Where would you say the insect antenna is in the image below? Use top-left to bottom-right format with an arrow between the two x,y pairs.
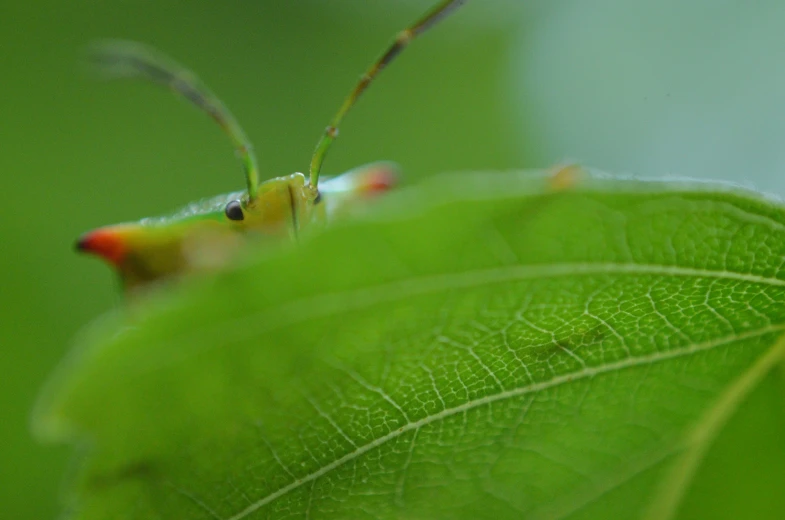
90,41 -> 261,200
308,0 -> 467,191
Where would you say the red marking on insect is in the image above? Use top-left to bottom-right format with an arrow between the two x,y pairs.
360,167 -> 398,196
76,228 -> 127,265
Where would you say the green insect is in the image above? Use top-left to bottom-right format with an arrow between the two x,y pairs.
76,0 -> 466,293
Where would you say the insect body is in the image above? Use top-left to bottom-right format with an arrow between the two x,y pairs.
76,0 -> 466,292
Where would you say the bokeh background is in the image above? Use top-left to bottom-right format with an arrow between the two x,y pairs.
3,0 -> 785,518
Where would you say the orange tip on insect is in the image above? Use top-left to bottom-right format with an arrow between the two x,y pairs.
75,227 -> 130,266
77,0 -> 466,294
359,165 -> 398,196
547,163 -> 584,192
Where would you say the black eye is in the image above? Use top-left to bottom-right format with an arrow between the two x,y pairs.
225,200 -> 244,221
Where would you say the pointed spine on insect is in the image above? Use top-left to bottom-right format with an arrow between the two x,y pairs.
76,0 -> 467,292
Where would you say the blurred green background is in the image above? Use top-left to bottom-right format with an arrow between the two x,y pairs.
2,0 -> 785,518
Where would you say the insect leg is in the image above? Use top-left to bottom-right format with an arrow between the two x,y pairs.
308,0 -> 467,190
90,41 -> 261,200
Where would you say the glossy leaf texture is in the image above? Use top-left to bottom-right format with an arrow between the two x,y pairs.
36,171 -> 785,519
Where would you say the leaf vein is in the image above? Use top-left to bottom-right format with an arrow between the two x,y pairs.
225,324 -> 785,520
642,330 -> 785,520
127,263 -> 785,379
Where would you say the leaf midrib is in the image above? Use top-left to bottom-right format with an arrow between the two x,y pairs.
523,333 -> 785,520
642,331 -> 785,520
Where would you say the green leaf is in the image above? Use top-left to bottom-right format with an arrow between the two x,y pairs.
35,171 -> 785,519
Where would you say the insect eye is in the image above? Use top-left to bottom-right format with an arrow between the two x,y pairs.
224,200 -> 245,221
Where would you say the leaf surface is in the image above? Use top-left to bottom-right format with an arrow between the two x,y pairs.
36,171 -> 785,519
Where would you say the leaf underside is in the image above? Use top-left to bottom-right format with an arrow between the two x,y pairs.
36,171 -> 785,519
